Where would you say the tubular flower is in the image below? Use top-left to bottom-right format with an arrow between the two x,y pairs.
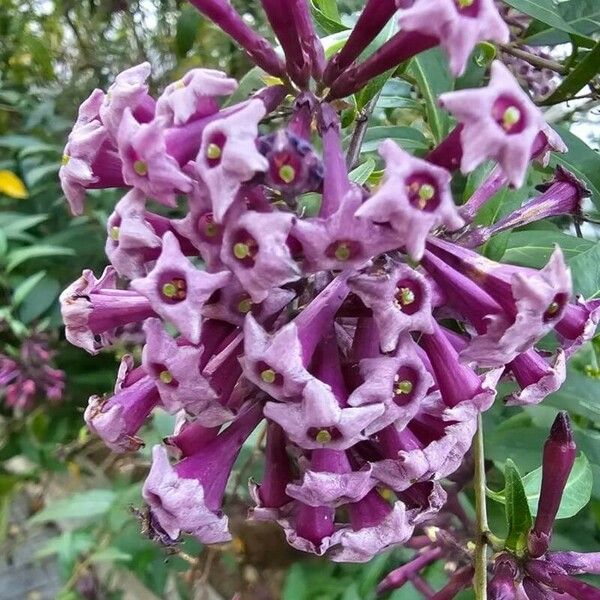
59,21 -> 582,566
439,61 -> 548,187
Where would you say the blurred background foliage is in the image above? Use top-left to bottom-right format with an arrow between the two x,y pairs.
0,0 -> 600,599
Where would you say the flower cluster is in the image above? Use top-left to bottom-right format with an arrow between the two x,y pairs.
379,413 -> 600,599
0,336 -> 65,412
59,0 -> 595,563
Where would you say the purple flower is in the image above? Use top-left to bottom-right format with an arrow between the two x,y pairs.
528,411 -> 577,558
555,296 -> 600,357
131,232 -> 231,344
505,349 -> 566,406
548,552 -> 600,576
142,318 -> 229,421
60,267 -> 155,354
398,0 -> 509,76
220,209 -> 300,302
285,449 -> 375,508
348,259 -> 434,352
105,189 -> 162,279
291,188 -> 401,272
85,355 -> 160,452
488,553 -> 519,600
142,403 -> 261,543
99,62 -> 155,138
194,100 -> 268,222
59,115 -> 123,215
348,335 -> 434,435
156,68 -> 237,126
355,141 -> 464,260
118,109 -> 192,207
264,377 -> 385,450
439,61 -> 548,187
377,547 -> 443,594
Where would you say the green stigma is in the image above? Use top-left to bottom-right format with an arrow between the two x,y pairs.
61,154 -> 70,166
237,297 -> 253,314
233,242 -> 250,260
334,242 -> 351,262
260,368 -> 277,384
457,0 -> 474,7
133,160 -> 148,176
394,380 -> 413,395
109,226 -> 120,241
206,143 -> 222,161
502,106 -> 521,130
159,370 -> 174,385
204,222 -> 219,238
418,184 -> 435,202
315,430 -> 332,444
398,287 -> 415,306
279,164 -> 296,184
162,282 -> 177,298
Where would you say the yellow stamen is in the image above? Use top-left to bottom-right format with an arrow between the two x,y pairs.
133,160 -> 148,176
260,369 -> 276,384
315,429 -> 332,444
233,242 -> 250,260
159,370 -> 173,384
334,242 -> 351,261
206,143 -> 222,161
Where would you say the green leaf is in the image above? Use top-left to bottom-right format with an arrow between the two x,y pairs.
503,459 -> 533,555
545,365 -> 600,421
409,48 -> 453,144
550,126 -> 600,209
89,547 -> 133,563
0,212 -> 48,234
541,42 -> 600,105
18,275 -> 60,324
310,0 -> 348,35
29,489 -> 117,524
488,454 -> 592,520
175,5 -> 202,57
503,0 -> 576,33
314,0 -> 340,21
524,0 -> 600,45
349,159 -> 376,184
24,162 -> 59,187
12,270 -> 47,307
502,230 -> 594,268
6,245 -> 75,271
522,454 -> 592,519
357,126 -> 430,154
568,242 -> 600,298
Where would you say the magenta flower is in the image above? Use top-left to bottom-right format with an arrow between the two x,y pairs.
355,140 -> 464,260
439,61 -> 548,187
156,68 -> 237,126
194,100 -> 268,222
118,109 -> 193,207
131,232 -> 231,344
398,0 -> 509,76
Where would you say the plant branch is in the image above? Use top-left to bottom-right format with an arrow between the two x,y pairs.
498,43 -> 568,75
346,92 -> 381,170
473,413 -> 488,600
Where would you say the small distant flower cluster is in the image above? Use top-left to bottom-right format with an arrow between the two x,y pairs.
59,0 -> 596,562
0,336 -> 65,411
379,413 -> 600,599
495,0 -> 558,100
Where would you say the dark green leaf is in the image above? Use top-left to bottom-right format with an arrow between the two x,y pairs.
175,5 -> 202,57
17,275 -> 60,323
550,126 -> 600,209
504,459 -> 533,554
524,0 -> 600,45
568,242 -> 600,298
503,0 -> 576,33
541,42 -> 600,105
357,126 -> 430,154
6,245 -> 75,271
12,270 -> 47,307
502,230 -> 594,268
409,48 -> 453,143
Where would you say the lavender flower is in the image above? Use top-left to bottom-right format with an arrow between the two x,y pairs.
58,29 -> 580,565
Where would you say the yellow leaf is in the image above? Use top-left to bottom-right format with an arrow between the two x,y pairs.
0,170 -> 28,199
261,74 -> 284,87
